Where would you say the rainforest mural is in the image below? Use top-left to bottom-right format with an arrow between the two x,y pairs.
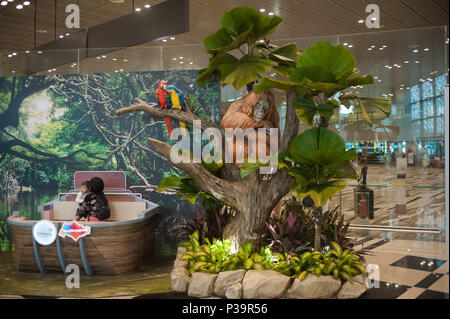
0,70 -> 220,253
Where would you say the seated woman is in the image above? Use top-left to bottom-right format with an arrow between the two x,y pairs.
74,177 -> 111,221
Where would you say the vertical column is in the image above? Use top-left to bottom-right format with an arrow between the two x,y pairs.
445,86 -> 449,244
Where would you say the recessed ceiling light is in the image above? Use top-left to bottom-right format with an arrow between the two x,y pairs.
172,58 -> 177,61
374,76 -> 378,79
358,19 -> 364,23
96,56 -> 101,59
404,61 -> 409,63
189,62 -> 193,65
52,68 -> 56,71
348,44 -> 353,48
120,69 -> 123,72
25,50 -> 30,53
268,12 -> 274,16
162,39 -> 167,42
102,55 -> 106,58
343,42 -> 348,46
135,7 -> 141,12
424,48 -> 429,51
170,37 -> 175,40
144,4 -> 151,8
180,61 -> 184,64
16,4 -> 23,9
368,48 -> 372,51
65,33 -> 70,36
179,57 -> 183,59
1,1 -> 8,6
8,54 -> 12,58
24,1 -> 30,5
415,61 -> 420,63
382,45 -> 387,48
59,35 -> 64,38
123,59 -> 128,62
12,52 -> 17,56
11,70 -> 15,74
379,47 -> 384,50
115,70 -> 118,73
113,58 -> 117,61
259,8 -> 266,12
413,49 -> 418,53
37,51 -> 42,54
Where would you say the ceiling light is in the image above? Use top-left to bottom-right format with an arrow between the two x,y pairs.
268,12 -> 274,16
404,61 -> 409,64
1,1 -> 8,6
120,69 -> 123,72
172,58 -> 177,61
16,4 -> 23,9
415,61 -> 420,63
382,45 -> 387,48
259,8 -> 266,12
59,35 -> 64,38
12,52 -> 17,56
52,68 -> 56,71
424,48 -> 429,51
374,76 -> 378,79
413,49 -> 418,53
144,4 -> 151,8
102,55 -> 106,58
162,39 -> 167,42
135,7 -> 141,12
368,48 -> 372,51
24,1 -> 30,5
65,33 -> 70,36
25,50 -> 30,53
379,47 -> 384,50
170,37 -> 175,40
11,70 -> 15,74
348,44 -> 353,48
7,54 -> 12,58
358,19 -> 364,23
37,51 -> 42,54
114,70 -> 118,73
189,62 -> 193,65
343,43 -> 348,46
180,61 -> 184,64
113,58 -> 117,61
179,57 -> 183,59
96,56 -> 101,59
123,59 -> 128,61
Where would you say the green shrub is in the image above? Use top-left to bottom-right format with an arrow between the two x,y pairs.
180,231 -> 366,281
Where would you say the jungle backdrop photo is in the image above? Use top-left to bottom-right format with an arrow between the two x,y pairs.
0,70 -> 220,254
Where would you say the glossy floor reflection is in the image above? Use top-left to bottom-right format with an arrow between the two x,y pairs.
329,165 -> 445,235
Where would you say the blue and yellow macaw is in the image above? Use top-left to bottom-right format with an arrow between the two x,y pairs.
165,85 -> 187,136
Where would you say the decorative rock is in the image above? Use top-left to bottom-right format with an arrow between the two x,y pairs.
173,246 -> 188,268
337,275 -> 368,299
171,267 -> 190,293
225,283 -> 243,299
176,246 -> 187,259
242,270 -> 291,299
214,269 -> 247,296
188,272 -> 219,298
285,275 -> 341,299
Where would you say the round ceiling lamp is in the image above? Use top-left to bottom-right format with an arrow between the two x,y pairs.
109,0 -> 125,3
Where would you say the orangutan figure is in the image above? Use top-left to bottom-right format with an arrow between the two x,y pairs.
221,91 -> 280,163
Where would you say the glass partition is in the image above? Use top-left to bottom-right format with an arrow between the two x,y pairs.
1,27 -> 448,243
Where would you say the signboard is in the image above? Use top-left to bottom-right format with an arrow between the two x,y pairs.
59,221 -> 91,242
32,220 -> 58,246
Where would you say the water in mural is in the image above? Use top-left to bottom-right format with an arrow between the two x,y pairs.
0,70 -> 220,255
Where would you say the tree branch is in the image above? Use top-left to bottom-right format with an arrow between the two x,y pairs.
116,98 -> 220,131
147,137 -> 241,209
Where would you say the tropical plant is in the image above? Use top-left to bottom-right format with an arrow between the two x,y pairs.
254,40 -> 391,127
196,6 -> 300,90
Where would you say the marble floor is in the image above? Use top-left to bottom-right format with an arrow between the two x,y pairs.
1,238 -> 447,299
329,165 -> 446,233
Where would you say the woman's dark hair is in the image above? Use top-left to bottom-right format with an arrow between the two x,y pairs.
89,177 -> 104,194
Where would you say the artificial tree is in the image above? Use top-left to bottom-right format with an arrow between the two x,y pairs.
116,7 -> 390,251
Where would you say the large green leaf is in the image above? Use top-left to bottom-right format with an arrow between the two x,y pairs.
290,66 -> 335,84
298,78 -> 345,93
206,25 -> 254,54
289,127 -> 352,166
293,96 -> 318,127
297,41 -> 356,81
204,28 -> 233,52
270,43 -> 299,62
254,77 -> 303,94
158,175 -> 184,192
294,180 -> 347,208
219,56 -> 276,89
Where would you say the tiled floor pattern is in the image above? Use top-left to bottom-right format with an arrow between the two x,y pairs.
1,239 -> 447,299
329,165 -> 446,233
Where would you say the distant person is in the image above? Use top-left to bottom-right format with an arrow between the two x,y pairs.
74,177 -> 110,221
75,181 -> 90,205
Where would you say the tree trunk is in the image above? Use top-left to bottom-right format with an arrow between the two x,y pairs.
313,206 -> 322,251
116,90 -> 299,251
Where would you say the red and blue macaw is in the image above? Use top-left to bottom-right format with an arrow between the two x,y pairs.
156,80 -> 174,139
